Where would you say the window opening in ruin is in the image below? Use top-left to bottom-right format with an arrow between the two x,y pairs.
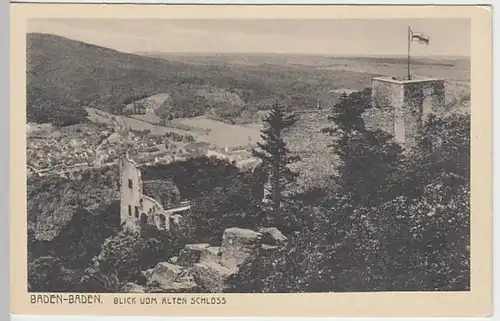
128,178 -> 133,189
159,214 -> 166,229
135,206 -> 139,218
128,205 -> 132,216
140,213 -> 148,224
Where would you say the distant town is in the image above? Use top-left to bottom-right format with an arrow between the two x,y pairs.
27,110 -> 260,179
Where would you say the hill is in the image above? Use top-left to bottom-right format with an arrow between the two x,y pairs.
27,33 -> 191,125
26,33 -> 368,126
27,33 -> 470,127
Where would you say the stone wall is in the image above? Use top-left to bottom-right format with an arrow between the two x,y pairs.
362,108 -> 394,134
366,77 -> 445,147
141,196 -> 169,230
120,157 -> 143,229
403,79 -> 445,147
132,227 -> 287,293
119,156 -> 190,232
368,79 -> 401,136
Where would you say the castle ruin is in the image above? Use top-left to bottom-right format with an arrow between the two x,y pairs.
120,156 -> 191,231
364,76 -> 446,147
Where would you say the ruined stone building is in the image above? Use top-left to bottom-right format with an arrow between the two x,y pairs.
120,156 -> 191,231
364,76 -> 446,148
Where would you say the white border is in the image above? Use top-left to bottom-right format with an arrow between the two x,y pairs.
7,1 -> 497,321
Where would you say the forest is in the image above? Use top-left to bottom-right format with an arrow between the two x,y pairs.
27,88 -> 470,293
27,33 -> 380,127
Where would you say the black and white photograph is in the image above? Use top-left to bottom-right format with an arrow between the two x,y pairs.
26,17 -> 472,294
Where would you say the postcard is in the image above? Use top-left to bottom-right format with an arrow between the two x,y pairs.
10,4 -> 492,317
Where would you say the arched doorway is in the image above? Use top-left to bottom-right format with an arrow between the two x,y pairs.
140,213 -> 148,224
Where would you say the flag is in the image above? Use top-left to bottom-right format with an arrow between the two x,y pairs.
411,30 -> 430,45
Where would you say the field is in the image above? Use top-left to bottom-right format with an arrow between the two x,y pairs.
172,116 -> 262,148
85,107 -> 262,149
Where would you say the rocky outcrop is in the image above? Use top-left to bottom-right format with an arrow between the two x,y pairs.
192,261 -> 235,293
200,246 -> 221,263
141,226 -> 286,293
142,262 -> 198,292
220,228 -> 263,270
177,243 -> 210,267
124,282 -> 145,293
259,227 -> 288,247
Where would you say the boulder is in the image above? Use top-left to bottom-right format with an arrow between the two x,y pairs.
200,246 -> 220,263
124,282 -> 145,293
142,268 -> 154,281
178,243 -> 210,267
259,227 -> 288,247
261,243 -> 280,253
143,262 -> 199,292
192,261 -> 235,293
168,256 -> 179,264
219,228 -> 262,270
146,262 -> 182,287
146,282 -> 199,293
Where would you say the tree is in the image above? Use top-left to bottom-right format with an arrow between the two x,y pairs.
401,113 -> 470,201
28,256 -> 85,292
335,129 -> 403,207
252,101 -> 300,227
322,88 -> 371,137
323,88 -> 403,208
345,174 -> 470,292
28,256 -> 64,292
91,229 -> 149,287
225,206 -> 338,293
187,170 -> 265,244
27,86 -> 88,127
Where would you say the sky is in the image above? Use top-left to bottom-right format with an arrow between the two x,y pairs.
27,18 -> 470,57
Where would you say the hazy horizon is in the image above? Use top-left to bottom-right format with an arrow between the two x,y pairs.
28,32 -> 471,59
27,18 -> 470,57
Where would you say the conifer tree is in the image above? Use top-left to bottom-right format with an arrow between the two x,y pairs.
252,101 -> 300,226
322,88 -> 402,208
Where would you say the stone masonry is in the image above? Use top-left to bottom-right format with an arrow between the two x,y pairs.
364,76 -> 445,148
120,156 -> 191,232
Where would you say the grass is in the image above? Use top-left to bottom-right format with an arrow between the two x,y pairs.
86,107 -> 262,149
173,116 -> 262,148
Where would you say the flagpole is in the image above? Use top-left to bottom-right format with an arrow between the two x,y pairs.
407,26 -> 411,80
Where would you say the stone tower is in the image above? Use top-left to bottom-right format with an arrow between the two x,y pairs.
120,156 -> 144,230
366,76 -> 445,147
119,155 -> 192,232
